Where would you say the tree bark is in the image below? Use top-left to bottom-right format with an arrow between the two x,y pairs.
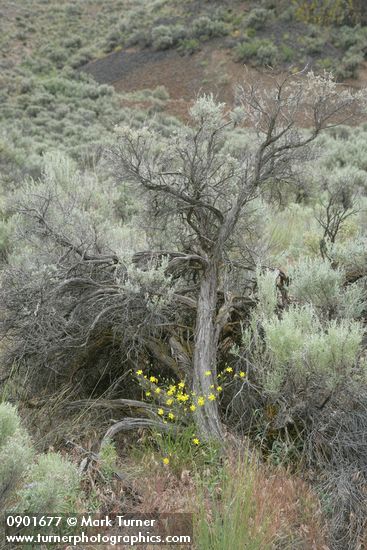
192,258 -> 224,440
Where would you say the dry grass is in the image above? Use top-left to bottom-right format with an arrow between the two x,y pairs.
116,449 -> 328,549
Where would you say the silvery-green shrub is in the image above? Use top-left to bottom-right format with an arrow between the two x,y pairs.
19,453 -> 80,514
0,403 -> 34,508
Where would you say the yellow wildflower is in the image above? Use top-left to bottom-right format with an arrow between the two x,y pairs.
146,391 -> 151,397
150,376 -> 158,383
190,404 -> 196,412
225,367 -> 233,373
163,457 -> 170,465
158,408 -> 164,416
168,412 -> 175,420
136,369 -> 143,375
177,393 -> 189,402
239,371 -> 246,378
208,394 -> 216,401
178,381 -> 185,389
166,398 -> 174,406
155,388 -> 161,394
192,438 -> 200,445
205,370 -> 211,376
197,396 -> 205,406
217,386 -> 223,392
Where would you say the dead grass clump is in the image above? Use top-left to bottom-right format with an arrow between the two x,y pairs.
121,448 -> 327,549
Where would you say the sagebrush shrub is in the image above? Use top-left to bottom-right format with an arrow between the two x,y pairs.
151,25 -> 174,50
331,237 -> 367,273
255,268 -> 278,318
192,16 -> 227,39
289,257 -> 344,315
0,433 -> 33,509
235,39 -> 278,66
261,306 -> 364,392
0,402 -> 20,447
19,453 -> 80,513
245,7 -> 270,30
0,403 -> 33,508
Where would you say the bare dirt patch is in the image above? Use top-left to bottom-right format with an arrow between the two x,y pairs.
82,41 -> 367,123
81,43 -> 280,118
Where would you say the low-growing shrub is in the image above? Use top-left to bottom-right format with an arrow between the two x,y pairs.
289,257 -> 344,315
99,440 -> 119,481
151,25 -> 175,50
192,16 -> 227,39
336,50 -> 364,79
19,453 -> 81,513
302,35 -> 326,55
0,433 -> 34,509
0,402 -> 21,446
178,38 -> 200,55
0,403 -> 33,508
280,44 -> 294,62
244,7 -> 271,30
331,237 -> 367,274
235,39 -> 278,66
257,42 -> 279,66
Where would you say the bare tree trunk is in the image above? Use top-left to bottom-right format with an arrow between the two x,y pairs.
193,258 -> 224,440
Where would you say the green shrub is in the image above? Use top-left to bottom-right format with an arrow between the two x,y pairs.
337,280 -> 366,320
257,42 -> 279,66
70,49 -> 93,69
105,29 -> 123,51
0,403 -> 85,513
192,16 -> 227,39
99,440 -> 118,480
289,257 -> 344,315
263,305 -> 317,370
19,453 -> 80,513
235,39 -> 278,66
0,402 -> 20,447
261,305 -> 364,392
178,38 -> 200,55
255,268 -> 278,318
0,218 -> 10,261
332,25 -> 365,50
331,237 -> 367,273
245,8 -> 271,30
125,30 -> 151,49
0,433 -> 34,509
64,36 -> 83,50
151,85 -> 170,101
293,0 -> 358,25
336,50 -> 364,79
151,25 -> 175,50
280,44 -> 294,62
0,404 -> 34,508
302,35 -> 326,55
279,6 -> 297,22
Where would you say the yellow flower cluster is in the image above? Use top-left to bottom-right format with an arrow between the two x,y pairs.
134,365 -> 247,432
134,366 -> 248,466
